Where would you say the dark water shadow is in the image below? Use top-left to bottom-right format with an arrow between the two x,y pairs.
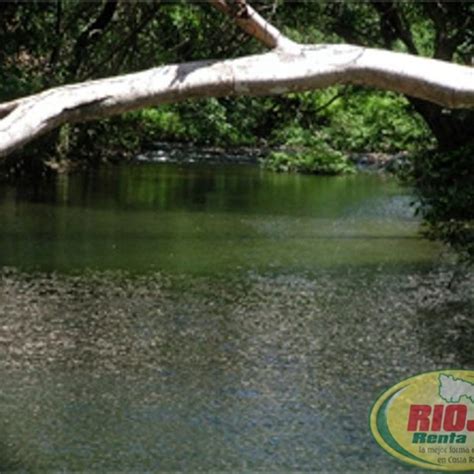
415,299 -> 474,365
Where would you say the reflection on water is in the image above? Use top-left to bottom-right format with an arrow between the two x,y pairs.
0,163 -> 438,273
0,163 -> 471,471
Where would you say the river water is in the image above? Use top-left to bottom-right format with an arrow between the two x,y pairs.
0,163 -> 472,471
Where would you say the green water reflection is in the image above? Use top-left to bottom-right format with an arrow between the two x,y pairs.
0,163 -> 439,273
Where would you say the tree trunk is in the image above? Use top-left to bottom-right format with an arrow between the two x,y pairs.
409,98 -> 474,150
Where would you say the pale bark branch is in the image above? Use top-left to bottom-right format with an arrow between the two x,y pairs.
0,44 -> 473,158
209,0 -> 299,52
0,99 -> 22,119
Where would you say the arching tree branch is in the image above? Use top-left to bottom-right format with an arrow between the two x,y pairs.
0,2 -> 473,158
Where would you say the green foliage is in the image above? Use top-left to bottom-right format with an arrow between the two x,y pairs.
267,87 -> 432,153
172,99 -> 250,146
264,142 -> 354,176
323,89 -> 433,152
130,86 -> 432,156
264,149 -> 354,175
148,90 -> 331,149
128,97 -> 276,147
260,117 -> 354,175
137,107 -> 187,142
406,144 -> 474,265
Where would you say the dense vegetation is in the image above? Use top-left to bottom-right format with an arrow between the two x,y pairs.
407,144 -> 474,266
0,0 -> 472,262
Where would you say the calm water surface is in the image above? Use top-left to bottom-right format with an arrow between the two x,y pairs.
0,163 -> 472,472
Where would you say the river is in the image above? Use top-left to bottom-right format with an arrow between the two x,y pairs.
0,162 -> 472,471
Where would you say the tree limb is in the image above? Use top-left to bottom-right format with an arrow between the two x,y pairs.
0,1 -> 473,159
313,89 -> 347,115
209,0 -> 299,52
84,6 -> 159,80
69,0 -> 119,77
0,45 -> 473,157
49,0 -> 63,67
370,1 -> 418,55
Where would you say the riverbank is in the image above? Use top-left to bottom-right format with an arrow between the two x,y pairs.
134,142 -> 410,173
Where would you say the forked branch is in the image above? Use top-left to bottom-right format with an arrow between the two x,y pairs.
0,1 -> 473,158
